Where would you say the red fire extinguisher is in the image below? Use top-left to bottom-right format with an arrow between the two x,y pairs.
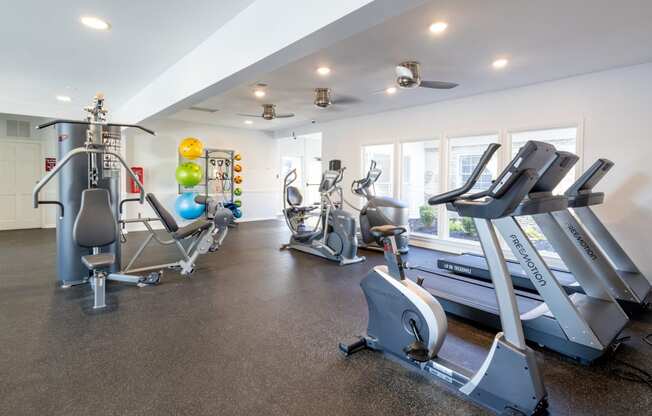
128,167 -> 144,193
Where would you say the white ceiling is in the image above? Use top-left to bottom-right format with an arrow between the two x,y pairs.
0,0 -> 255,118
168,0 -> 652,131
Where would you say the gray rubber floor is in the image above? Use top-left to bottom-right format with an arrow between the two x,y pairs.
1,220 -> 651,415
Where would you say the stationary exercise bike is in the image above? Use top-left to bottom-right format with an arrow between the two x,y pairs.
340,143 -> 551,415
282,160 -> 365,265
350,160 -> 409,253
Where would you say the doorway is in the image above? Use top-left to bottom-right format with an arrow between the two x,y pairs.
279,133 -> 322,207
0,140 -> 42,230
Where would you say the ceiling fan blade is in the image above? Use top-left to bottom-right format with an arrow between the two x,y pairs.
371,87 -> 400,95
419,80 -> 459,89
332,96 -> 361,105
395,65 -> 413,79
275,113 -> 295,118
237,113 -> 261,117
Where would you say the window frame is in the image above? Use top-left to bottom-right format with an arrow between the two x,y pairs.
360,141 -> 397,201
398,137 -> 442,238
358,121 -> 583,267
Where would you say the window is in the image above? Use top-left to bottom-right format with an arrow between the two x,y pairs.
460,155 -> 493,190
510,127 -> 578,256
362,144 -> 393,197
511,127 -> 578,193
447,134 -> 499,241
401,140 -> 440,236
281,156 -> 303,188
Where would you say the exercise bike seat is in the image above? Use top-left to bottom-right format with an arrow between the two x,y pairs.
370,225 -> 407,239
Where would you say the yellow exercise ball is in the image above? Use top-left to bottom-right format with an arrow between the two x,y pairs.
234,153 -> 242,161
179,137 -> 204,160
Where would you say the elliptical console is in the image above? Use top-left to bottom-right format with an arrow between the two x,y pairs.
352,160 -> 410,253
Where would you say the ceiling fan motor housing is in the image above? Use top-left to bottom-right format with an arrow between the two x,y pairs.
397,61 -> 421,88
314,88 -> 332,108
262,104 -> 276,120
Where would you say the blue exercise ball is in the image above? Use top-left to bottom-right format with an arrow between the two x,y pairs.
232,208 -> 242,219
175,192 -> 205,219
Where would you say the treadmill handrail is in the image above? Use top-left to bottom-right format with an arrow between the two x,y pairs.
428,143 -> 501,206
564,158 -> 613,197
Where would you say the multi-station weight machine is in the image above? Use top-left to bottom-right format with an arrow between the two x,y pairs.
33,94 -> 160,308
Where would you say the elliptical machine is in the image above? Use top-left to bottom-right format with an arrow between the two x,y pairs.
282,160 -> 365,265
351,160 -> 410,253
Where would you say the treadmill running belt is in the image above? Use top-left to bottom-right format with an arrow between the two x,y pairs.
437,253 -> 583,294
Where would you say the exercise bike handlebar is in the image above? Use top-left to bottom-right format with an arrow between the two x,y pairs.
428,143 -> 501,206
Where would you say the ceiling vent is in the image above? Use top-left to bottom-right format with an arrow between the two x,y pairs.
6,120 -> 31,138
189,106 -> 219,113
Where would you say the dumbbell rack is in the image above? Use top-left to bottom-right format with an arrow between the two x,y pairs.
178,148 -> 238,220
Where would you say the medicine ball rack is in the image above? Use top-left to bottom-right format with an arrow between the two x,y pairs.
178,148 -> 238,220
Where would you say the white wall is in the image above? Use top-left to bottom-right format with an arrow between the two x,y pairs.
124,119 -> 279,230
274,62 -> 652,276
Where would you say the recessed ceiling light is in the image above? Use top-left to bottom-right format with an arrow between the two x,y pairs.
56,95 -> 71,102
244,120 -> 253,125
429,21 -> 448,34
385,86 -> 397,95
316,66 -> 331,76
254,89 -> 266,98
81,16 -> 111,31
492,58 -> 509,69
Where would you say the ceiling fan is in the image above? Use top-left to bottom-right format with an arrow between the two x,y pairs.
314,88 -> 360,109
393,61 -> 458,90
238,104 -> 294,120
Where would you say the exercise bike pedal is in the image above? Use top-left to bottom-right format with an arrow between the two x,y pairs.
404,340 -> 431,363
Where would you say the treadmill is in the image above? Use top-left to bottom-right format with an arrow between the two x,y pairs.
419,141 -> 628,364
437,157 -> 650,311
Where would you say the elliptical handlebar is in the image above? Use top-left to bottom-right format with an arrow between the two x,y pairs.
351,160 -> 382,196
428,143 -> 501,206
284,168 -> 298,188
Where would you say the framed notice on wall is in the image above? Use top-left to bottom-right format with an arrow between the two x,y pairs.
45,157 -> 56,172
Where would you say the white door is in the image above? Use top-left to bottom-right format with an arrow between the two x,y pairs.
0,141 -> 42,230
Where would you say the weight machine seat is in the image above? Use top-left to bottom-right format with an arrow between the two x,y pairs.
370,225 -> 407,239
173,220 -> 213,239
81,253 -> 116,270
146,193 -> 212,240
286,186 -> 304,207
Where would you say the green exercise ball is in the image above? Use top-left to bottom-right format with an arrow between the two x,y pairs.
176,162 -> 202,187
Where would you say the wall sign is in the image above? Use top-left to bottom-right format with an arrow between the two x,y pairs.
45,157 -> 56,172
